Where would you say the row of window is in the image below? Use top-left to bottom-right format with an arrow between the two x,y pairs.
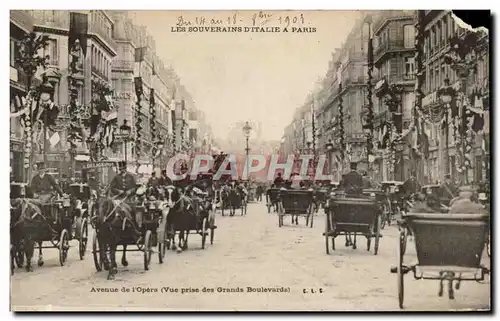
377,56 -> 415,81
424,12 -> 461,59
91,11 -> 112,39
376,24 -> 415,51
91,45 -> 112,79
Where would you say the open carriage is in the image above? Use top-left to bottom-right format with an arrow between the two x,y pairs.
324,191 -> 382,255
379,181 -> 405,228
166,192 -> 216,251
220,184 -> 247,217
391,213 -> 490,309
10,181 -> 75,271
278,189 -> 314,227
92,184 -> 163,275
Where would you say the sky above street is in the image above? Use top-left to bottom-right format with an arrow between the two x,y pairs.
131,10 -> 361,141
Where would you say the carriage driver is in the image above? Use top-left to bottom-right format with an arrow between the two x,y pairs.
31,162 -> 67,234
341,162 -> 363,195
109,161 -> 142,234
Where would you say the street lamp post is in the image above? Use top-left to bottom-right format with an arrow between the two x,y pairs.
325,139 -> 334,176
438,77 -> 456,180
337,64 -> 345,176
243,121 -> 252,180
364,18 -> 375,177
443,32 -> 482,185
120,119 -> 132,165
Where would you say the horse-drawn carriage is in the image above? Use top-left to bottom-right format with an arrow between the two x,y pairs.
92,184 -> 164,279
391,212 -> 490,309
10,182 -> 76,273
323,190 -> 382,255
219,183 -> 247,216
378,181 -> 405,228
165,185 -> 216,252
278,188 -> 314,227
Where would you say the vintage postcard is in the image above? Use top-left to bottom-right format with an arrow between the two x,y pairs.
9,9 -> 490,311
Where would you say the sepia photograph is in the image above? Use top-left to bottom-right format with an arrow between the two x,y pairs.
8,8 -> 491,312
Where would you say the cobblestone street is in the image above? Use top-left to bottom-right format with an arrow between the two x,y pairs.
10,202 -> 490,311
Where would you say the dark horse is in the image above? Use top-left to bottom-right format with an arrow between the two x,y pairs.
166,184 -> 206,253
227,184 -> 246,216
95,190 -> 142,280
11,196 -> 71,273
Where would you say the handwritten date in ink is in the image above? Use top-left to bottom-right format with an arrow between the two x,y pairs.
303,288 -> 324,294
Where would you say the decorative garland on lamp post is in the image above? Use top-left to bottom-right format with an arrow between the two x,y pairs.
16,32 -> 51,182
413,10 -> 427,181
67,39 -> 88,175
443,31 -> 482,184
337,66 -> 346,171
134,77 -> 144,172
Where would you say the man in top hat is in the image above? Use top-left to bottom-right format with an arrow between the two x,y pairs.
31,162 -> 64,201
31,162 -> 67,236
147,171 -> 160,188
341,162 -> 363,195
110,161 -> 137,198
273,172 -> 284,188
109,161 -> 143,237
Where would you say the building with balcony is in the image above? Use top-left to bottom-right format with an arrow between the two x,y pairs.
420,10 -> 489,183
110,11 -> 192,171
371,10 -> 416,182
312,14 -> 374,180
26,10 -> 74,174
10,10 -> 34,182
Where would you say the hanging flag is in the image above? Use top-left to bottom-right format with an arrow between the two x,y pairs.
135,47 -> 147,62
49,131 -> 60,147
69,12 -> 88,56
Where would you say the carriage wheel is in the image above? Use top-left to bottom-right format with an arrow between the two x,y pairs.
201,218 -> 208,249
401,227 -> 408,256
374,214 -> 381,255
380,205 -> 388,229
143,230 -> 153,271
92,230 -> 102,271
78,218 -> 88,260
158,220 -> 167,264
15,242 -> 24,268
209,215 -> 215,245
397,230 -> 405,309
325,214 -> 330,255
59,229 -> 69,266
